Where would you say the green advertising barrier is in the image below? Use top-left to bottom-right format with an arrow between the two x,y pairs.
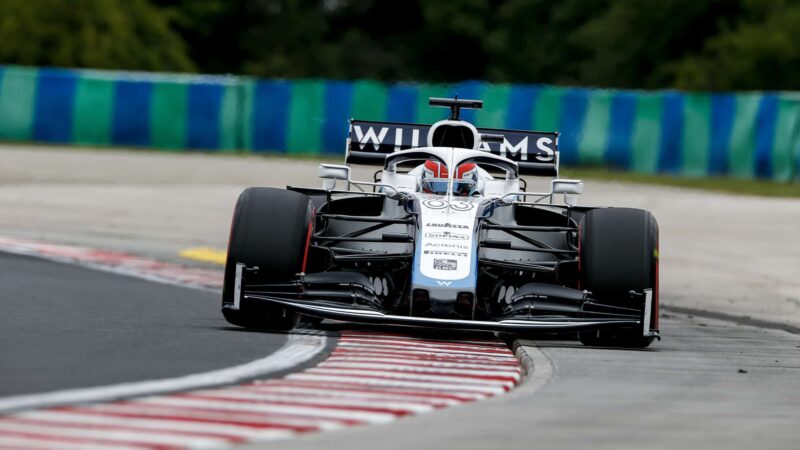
0,65 -> 797,181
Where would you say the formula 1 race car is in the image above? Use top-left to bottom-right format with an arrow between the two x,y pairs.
222,98 -> 660,348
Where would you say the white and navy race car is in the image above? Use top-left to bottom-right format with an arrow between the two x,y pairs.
222,98 -> 660,348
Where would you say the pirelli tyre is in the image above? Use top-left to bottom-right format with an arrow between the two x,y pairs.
578,207 -> 659,349
221,187 -> 313,330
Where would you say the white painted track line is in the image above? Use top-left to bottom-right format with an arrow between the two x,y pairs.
0,331 -> 326,414
0,331 -> 522,449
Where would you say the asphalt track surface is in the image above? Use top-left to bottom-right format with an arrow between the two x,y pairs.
2,249 -> 798,449
0,252 -> 291,397
1,145 -> 799,448
272,316 -> 800,450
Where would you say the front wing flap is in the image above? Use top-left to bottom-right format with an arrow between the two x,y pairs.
240,294 -> 642,334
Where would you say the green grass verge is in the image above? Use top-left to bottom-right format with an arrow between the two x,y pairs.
560,167 -> 800,198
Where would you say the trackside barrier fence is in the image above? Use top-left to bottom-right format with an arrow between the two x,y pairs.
0,65 -> 798,181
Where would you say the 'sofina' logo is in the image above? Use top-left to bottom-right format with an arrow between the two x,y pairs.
424,231 -> 469,240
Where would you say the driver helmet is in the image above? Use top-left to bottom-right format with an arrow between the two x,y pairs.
420,160 -> 479,196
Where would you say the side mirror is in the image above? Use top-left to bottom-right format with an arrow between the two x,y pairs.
552,179 -> 584,195
318,164 -> 350,191
552,179 -> 583,207
318,164 -> 350,181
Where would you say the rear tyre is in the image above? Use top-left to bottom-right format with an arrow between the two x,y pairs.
578,208 -> 658,349
221,187 -> 313,330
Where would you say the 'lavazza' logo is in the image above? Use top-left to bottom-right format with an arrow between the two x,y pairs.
426,222 -> 469,229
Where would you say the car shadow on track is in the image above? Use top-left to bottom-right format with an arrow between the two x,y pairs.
215,322 -> 503,343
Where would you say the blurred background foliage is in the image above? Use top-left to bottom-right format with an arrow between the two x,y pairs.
0,0 -> 195,72
1,0 -> 798,90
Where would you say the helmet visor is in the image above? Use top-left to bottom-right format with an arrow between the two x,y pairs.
423,178 -> 449,195
452,179 -> 477,196
423,178 -> 477,196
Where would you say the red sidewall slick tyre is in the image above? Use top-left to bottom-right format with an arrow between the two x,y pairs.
579,207 -> 659,348
222,187 -> 313,330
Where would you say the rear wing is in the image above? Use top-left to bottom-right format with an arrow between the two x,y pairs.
346,120 -> 560,177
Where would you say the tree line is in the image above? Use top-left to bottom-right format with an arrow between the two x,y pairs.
0,0 -> 798,91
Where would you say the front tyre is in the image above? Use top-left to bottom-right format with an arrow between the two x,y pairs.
578,208 -> 659,349
221,187 -> 313,330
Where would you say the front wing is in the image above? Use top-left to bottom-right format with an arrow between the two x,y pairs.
234,294 -> 644,334
225,265 -> 657,336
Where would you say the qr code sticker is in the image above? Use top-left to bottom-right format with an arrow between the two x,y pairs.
433,258 -> 457,271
